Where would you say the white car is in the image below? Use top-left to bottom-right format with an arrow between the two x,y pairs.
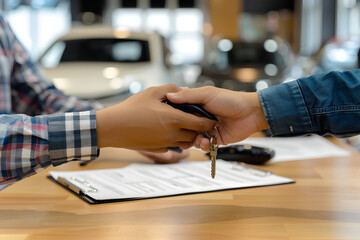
38,25 -> 173,106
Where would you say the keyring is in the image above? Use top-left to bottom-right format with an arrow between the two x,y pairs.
203,125 -> 218,139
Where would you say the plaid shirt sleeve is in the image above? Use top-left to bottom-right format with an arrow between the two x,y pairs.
0,13 -> 102,186
0,110 -> 98,185
0,11 -> 103,115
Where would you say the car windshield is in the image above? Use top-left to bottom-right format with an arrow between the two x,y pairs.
40,38 -> 150,68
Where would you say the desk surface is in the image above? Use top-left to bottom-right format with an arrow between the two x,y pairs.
1,137 -> 360,240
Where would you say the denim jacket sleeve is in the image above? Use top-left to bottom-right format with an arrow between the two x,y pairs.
258,70 -> 360,137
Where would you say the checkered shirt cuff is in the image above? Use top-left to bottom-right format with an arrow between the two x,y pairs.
48,111 -> 98,166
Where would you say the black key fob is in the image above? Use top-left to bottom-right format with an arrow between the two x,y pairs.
164,101 -> 218,121
165,100 -> 217,153
206,144 -> 275,165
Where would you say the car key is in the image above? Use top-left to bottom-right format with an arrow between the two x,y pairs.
210,136 -> 218,179
165,100 -> 219,178
165,100 -> 217,154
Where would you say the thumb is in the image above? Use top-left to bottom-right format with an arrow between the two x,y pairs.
166,87 -> 212,104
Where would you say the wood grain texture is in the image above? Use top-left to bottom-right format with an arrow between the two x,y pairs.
1,137 -> 360,240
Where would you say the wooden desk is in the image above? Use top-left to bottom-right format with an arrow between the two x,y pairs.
1,138 -> 360,240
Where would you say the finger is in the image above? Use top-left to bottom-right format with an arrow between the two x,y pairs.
152,154 -> 181,164
206,125 -> 224,145
164,149 -> 190,163
179,86 -> 189,91
137,141 -> 192,151
176,113 -> 216,132
154,84 -> 182,99
179,142 -> 193,150
193,134 -> 204,148
140,150 -> 189,164
145,147 -> 169,153
138,151 -> 169,162
200,138 -> 210,151
207,126 -> 217,137
176,129 -> 197,142
166,87 -> 213,104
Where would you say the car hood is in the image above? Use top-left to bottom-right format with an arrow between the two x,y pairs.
43,62 -> 167,99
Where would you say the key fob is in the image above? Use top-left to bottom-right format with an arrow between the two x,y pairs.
206,144 -> 275,165
164,101 -> 218,121
165,100 -> 217,153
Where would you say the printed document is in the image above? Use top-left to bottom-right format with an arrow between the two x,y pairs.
238,135 -> 350,162
49,160 -> 293,201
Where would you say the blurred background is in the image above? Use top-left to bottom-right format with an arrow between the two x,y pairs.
0,0 -> 359,107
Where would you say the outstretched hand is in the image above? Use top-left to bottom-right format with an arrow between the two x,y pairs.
96,84 -> 216,152
166,86 -> 269,150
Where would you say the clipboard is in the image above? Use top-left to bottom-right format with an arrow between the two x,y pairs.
48,160 -> 295,204
48,175 -> 118,204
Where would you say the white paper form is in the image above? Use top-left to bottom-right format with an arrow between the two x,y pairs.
237,135 -> 351,162
49,160 -> 294,201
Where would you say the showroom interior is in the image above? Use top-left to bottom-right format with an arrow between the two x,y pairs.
1,0 -> 359,105
3,1 -> 360,239
1,0 -> 359,101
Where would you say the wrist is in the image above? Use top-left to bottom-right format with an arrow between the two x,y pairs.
253,92 -> 269,131
96,108 -> 109,148
96,106 -> 126,148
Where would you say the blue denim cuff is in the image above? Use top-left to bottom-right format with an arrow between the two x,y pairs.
258,80 -> 314,136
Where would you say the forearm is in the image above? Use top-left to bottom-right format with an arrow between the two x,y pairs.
258,70 -> 360,137
11,54 -> 104,115
4,13 -> 103,115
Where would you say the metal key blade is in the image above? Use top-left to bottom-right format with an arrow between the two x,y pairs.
211,155 -> 216,178
210,137 -> 218,179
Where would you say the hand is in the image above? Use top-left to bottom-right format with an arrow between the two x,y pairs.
166,86 -> 269,150
139,149 -> 190,164
96,84 -> 216,152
